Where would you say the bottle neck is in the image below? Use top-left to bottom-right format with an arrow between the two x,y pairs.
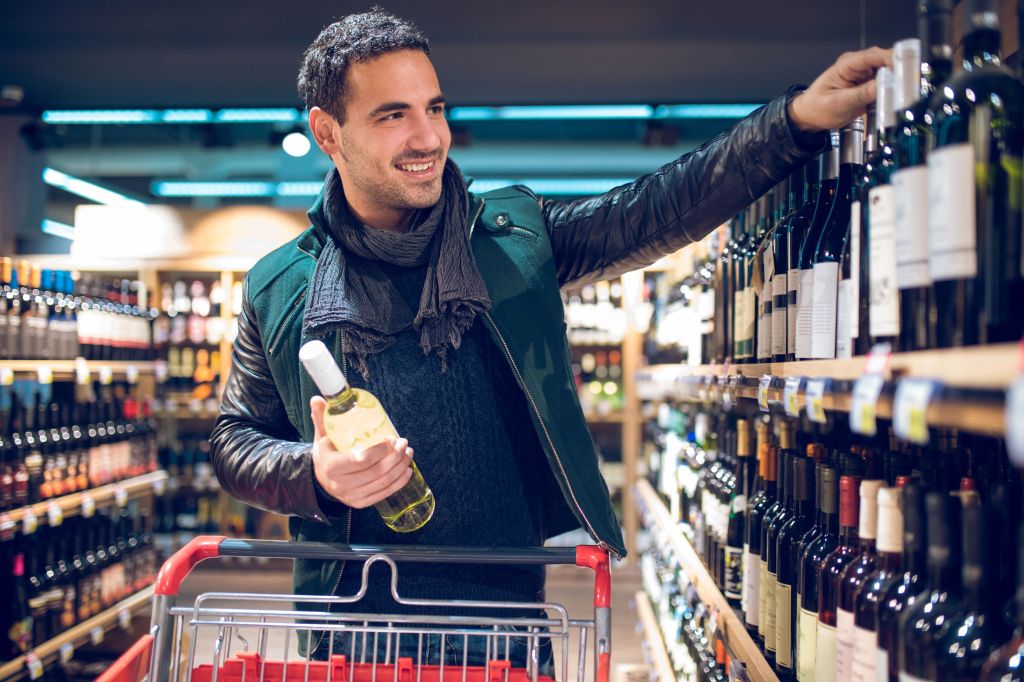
324,385 -> 356,411
840,524 -> 860,547
929,556 -> 962,594
825,510 -> 839,534
795,497 -> 814,517
878,550 -> 902,572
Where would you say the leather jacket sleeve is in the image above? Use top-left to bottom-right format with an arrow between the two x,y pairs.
544,90 -> 828,288
209,281 -> 338,525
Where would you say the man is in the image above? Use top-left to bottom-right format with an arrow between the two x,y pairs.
210,7 -> 888,665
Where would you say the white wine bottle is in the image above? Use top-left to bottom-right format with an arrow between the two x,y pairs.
299,340 -> 434,532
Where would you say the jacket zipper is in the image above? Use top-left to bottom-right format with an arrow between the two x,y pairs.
483,311 -> 617,557
468,199 -> 485,238
267,286 -> 308,356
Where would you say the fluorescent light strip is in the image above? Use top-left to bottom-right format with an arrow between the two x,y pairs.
151,178 -> 632,198
42,110 -> 158,124
43,167 -> 145,206
163,109 -> 214,123
151,181 -> 277,197
41,108 -> 301,125
41,219 -> 75,240
448,105 -> 655,121
215,108 -> 301,123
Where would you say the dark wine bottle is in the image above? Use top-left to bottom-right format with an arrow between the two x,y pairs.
743,419 -> 769,634
866,67 -> 900,348
725,419 -> 753,606
928,0 -> 1024,347
797,464 -> 839,682
731,210 -> 749,362
748,423 -> 777,639
775,452 -> 817,680
773,178 -> 795,361
787,161 -> 820,361
757,192 -> 775,362
765,424 -> 798,664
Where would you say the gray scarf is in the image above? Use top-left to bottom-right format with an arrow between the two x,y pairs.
302,161 -> 491,379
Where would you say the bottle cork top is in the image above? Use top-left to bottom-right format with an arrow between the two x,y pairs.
299,340 -> 348,397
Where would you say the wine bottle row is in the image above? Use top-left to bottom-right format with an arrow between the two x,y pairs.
647,400 -> 1024,681
153,278 -> 241,350
0,258 -> 158,362
0,507 -> 158,662
0,391 -> 160,511
665,0 -> 1024,366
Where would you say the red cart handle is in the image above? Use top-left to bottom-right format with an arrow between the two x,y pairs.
155,535 -> 223,596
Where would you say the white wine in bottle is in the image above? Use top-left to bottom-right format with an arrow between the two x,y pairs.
299,340 -> 434,532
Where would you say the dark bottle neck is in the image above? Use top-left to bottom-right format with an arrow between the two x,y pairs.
878,550 -> 902,573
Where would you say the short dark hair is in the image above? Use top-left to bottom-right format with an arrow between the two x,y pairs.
297,8 -> 430,123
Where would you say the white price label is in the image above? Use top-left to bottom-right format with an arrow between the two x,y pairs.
865,342 -> 893,376
805,378 -> 828,424
98,366 -> 113,385
784,377 -> 803,417
81,493 -> 96,518
75,357 -> 91,385
90,626 -> 105,645
26,653 -> 43,680
1007,377 -> 1024,467
114,485 -> 128,507
894,379 -> 936,444
23,510 -> 38,535
851,374 -> 886,436
36,367 -> 53,385
59,641 -> 74,664
758,375 -> 772,412
0,368 -> 13,386
47,502 -> 63,527
118,607 -> 132,630
126,365 -> 139,385
722,377 -> 735,410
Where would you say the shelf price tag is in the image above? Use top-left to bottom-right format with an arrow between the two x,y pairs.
47,502 -> 63,527
0,368 -> 14,386
114,485 -> 128,508
894,379 -> 937,445
784,377 -> 804,417
125,365 -> 139,385
75,358 -> 91,385
25,652 -> 43,680
90,626 -> 105,645
721,376 -> 734,410
36,367 -> 53,385
59,642 -> 74,664
0,514 -> 14,542
81,493 -> 96,518
118,607 -> 132,630
23,509 -> 38,535
98,366 -> 113,385
851,374 -> 886,436
805,378 -> 828,424
865,342 -> 893,376
758,375 -> 772,412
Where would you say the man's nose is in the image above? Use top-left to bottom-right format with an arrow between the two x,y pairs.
407,111 -> 442,152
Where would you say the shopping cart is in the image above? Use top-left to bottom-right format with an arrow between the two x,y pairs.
99,536 -> 612,682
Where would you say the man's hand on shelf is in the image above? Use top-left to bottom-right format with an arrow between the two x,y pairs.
788,46 -> 893,132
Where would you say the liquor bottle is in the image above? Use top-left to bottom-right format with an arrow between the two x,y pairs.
725,419 -> 752,606
898,492 -> 962,681
732,209 -> 751,362
815,468 -> 864,682
798,464 -> 839,681
761,439 -> 789,660
3,548 -> 32,659
796,139 -> 840,359
928,0 -> 1024,347
811,118 -> 864,360
845,106 -> 876,359
745,420 -> 775,637
851,486 -> 903,682
835,479 -> 883,681
758,190 -> 777,362
299,339 -> 434,532
931,503 -> 1011,680
765,425 -> 797,664
787,160 -> 820,361
776,453 -> 816,679
772,176 -> 795,361
979,525 -> 1024,680
745,199 -> 765,363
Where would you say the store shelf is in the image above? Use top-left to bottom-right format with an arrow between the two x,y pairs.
2,470 -> 168,532
634,591 -> 675,682
0,359 -> 156,379
635,478 -> 779,682
0,584 -> 154,681
636,344 -> 1015,438
584,411 -> 626,424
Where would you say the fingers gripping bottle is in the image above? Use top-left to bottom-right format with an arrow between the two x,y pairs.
299,340 -> 434,532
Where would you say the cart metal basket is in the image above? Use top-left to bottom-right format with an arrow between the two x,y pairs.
98,536 -> 612,682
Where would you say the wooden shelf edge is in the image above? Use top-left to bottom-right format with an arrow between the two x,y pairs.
3,470 -> 168,526
0,584 -> 154,681
633,590 -> 675,682
635,479 -> 779,682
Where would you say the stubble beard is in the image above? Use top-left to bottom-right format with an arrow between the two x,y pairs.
341,137 -> 444,212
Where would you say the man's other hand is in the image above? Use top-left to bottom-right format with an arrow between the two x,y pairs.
789,47 -> 894,132
310,395 -> 414,509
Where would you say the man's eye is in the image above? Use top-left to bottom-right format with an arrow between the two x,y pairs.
383,112 -> 403,121
430,105 -> 445,115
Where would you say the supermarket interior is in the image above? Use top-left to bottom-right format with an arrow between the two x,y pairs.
3,1 -> 1024,681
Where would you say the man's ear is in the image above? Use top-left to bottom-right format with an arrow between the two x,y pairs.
309,107 -> 342,156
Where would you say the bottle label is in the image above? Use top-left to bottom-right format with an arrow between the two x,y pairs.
868,185 -> 900,337
796,269 -> 815,358
815,622 -> 838,681
743,548 -> 760,625
875,647 -> 889,682
765,569 -> 778,652
724,546 -> 743,600
811,262 -> 839,359
776,581 -> 794,669
892,167 -> 932,288
788,267 -> 799,355
836,608 -> 856,681
797,607 -> 818,682
772,274 -> 788,356
928,143 -> 977,280
759,281 -> 772,360
836,277 -> 855,360
758,558 -> 769,636
734,289 -> 745,358
849,200 -> 861,335
852,626 -> 877,682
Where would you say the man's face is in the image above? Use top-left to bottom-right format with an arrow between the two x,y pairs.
336,50 -> 451,217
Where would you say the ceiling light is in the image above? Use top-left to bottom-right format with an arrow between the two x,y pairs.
41,219 -> 75,240
43,167 -> 145,206
282,131 -> 311,157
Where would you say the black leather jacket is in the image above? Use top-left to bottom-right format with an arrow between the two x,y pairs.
210,90 -> 827,525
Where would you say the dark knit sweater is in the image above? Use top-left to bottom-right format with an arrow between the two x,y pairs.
317,256 -> 549,617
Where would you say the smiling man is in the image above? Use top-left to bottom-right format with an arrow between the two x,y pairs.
210,7 -> 889,665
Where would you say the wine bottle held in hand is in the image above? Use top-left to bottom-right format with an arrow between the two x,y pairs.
299,339 -> 435,532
